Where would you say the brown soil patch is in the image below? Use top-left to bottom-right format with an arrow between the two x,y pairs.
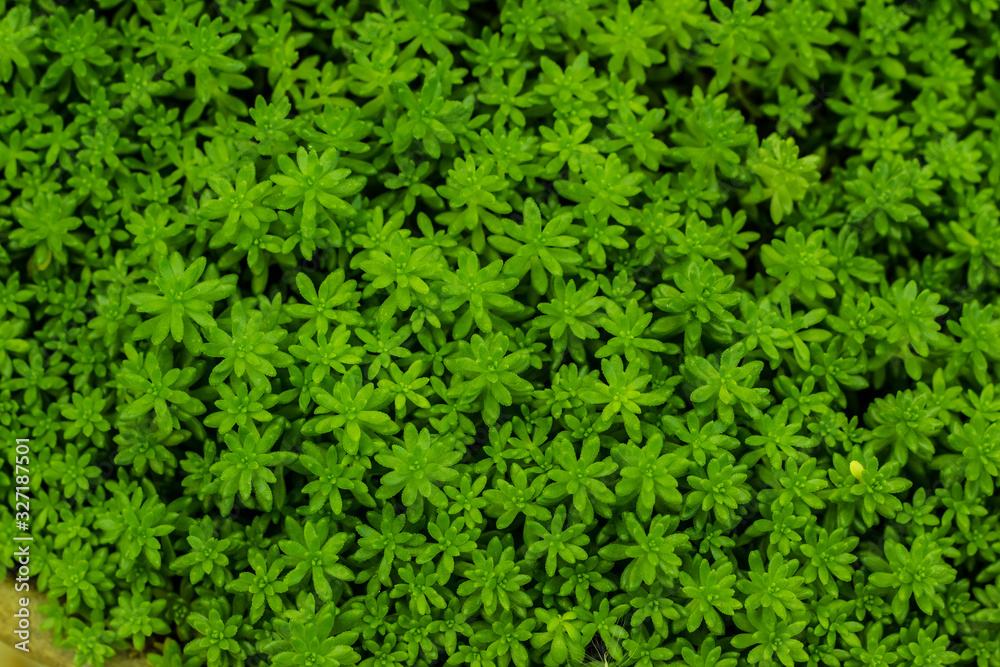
0,577 -> 148,667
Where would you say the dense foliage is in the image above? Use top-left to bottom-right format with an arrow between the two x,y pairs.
2,0 -> 1000,666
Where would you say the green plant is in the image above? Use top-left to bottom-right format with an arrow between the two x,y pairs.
4,2 -> 1000,667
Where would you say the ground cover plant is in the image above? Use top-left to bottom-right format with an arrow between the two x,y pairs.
2,0 -> 1000,666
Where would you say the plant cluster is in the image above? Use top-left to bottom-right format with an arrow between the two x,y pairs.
2,0 -> 1000,666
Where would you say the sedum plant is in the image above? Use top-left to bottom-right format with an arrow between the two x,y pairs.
1,1 -> 999,667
